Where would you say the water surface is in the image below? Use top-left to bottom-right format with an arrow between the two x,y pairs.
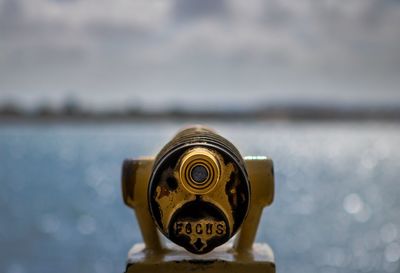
0,121 -> 399,273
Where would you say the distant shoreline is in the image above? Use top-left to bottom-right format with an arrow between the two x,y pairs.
1,106 -> 400,123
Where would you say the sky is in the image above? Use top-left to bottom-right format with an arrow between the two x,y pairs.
0,0 -> 400,110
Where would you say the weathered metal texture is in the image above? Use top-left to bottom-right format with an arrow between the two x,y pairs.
234,157 -> 274,253
122,158 -> 164,252
125,243 -> 275,273
148,142 -> 250,253
121,126 -> 275,271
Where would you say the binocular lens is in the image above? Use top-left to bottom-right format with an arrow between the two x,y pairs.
191,165 -> 209,183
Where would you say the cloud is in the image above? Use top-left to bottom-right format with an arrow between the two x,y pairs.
0,0 -> 399,108
173,0 -> 229,22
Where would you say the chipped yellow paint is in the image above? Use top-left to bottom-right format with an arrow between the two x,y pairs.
121,126 -> 275,272
154,147 -> 235,239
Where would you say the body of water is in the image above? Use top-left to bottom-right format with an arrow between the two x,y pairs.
0,121 -> 399,273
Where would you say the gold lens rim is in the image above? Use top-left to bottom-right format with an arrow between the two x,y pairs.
179,148 -> 221,194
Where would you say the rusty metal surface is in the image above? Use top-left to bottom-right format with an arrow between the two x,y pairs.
121,126 -> 275,271
148,144 -> 250,254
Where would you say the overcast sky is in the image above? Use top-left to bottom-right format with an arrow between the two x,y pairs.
0,0 -> 399,110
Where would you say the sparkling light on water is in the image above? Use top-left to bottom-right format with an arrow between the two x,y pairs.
1,122 -> 400,273
343,193 -> 363,214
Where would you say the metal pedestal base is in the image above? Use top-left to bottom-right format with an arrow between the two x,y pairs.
125,243 -> 275,273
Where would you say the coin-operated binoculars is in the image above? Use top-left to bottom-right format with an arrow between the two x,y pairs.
122,126 -> 275,273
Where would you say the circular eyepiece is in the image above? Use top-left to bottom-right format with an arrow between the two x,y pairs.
179,148 -> 220,194
191,164 -> 209,183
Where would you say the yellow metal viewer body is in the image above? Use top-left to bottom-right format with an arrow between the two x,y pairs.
122,126 -> 275,273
